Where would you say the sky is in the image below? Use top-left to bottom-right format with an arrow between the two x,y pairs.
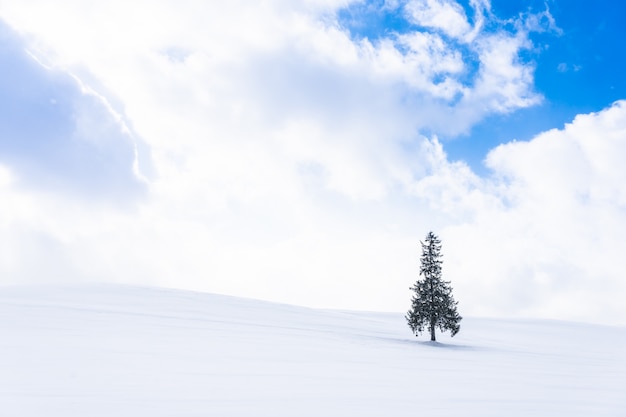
1,0 -> 626,325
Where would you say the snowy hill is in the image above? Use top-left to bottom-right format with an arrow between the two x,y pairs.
0,285 -> 624,416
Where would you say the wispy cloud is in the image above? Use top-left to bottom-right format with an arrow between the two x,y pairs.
338,0 -> 557,135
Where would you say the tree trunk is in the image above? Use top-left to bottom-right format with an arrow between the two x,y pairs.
430,320 -> 436,341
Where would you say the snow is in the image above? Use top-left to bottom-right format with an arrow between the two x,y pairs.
0,285 -> 624,416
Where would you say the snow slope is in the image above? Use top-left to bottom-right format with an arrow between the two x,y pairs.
0,285 -> 624,416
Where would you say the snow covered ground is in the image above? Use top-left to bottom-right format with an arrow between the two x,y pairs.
0,285 -> 624,416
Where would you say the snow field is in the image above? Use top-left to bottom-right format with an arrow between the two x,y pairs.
0,285 -> 624,416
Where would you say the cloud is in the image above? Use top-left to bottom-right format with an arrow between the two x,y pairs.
1,1 -> 623,325
337,0 -> 553,135
404,0 -> 471,40
557,62 -> 582,73
440,101 -> 626,323
0,21 -> 149,201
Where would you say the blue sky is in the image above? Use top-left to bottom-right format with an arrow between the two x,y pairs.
1,0 -> 626,325
340,0 -> 626,172
459,0 -> 626,171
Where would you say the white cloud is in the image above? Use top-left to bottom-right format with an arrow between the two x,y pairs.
467,31 -> 541,113
440,101 -> 626,324
557,62 -> 582,73
1,1 -> 623,325
404,0 -> 471,39
0,165 -> 13,188
0,20 -> 148,200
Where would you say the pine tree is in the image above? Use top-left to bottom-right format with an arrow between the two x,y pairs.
406,231 -> 462,341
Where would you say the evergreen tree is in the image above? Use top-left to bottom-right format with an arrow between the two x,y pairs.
406,231 -> 462,341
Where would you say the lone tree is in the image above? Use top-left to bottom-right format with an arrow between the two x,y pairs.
406,231 -> 462,341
